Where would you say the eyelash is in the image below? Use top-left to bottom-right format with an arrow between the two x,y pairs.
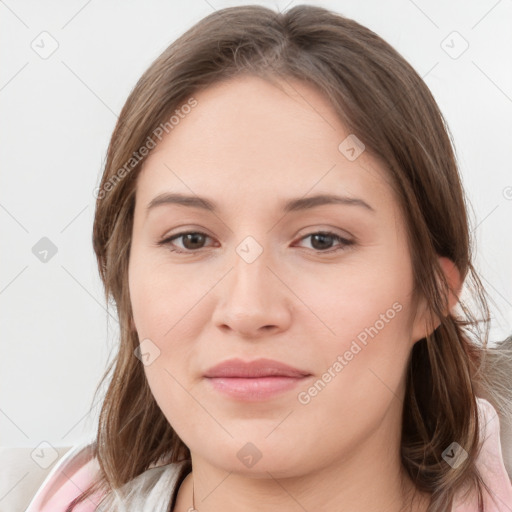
157,230 -> 355,255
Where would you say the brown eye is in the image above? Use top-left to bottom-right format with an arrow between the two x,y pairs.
309,233 -> 336,250
178,233 -> 208,250
159,231 -> 213,253
297,231 -> 354,253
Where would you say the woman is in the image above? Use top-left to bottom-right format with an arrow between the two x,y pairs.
26,4 -> 512,511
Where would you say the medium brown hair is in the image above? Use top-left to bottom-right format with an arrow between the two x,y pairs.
69,4 -> 511,511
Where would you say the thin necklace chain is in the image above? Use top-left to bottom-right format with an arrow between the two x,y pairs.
192,474 -> 196,511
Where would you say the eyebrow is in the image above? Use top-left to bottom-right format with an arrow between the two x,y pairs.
146,192 -> 375,215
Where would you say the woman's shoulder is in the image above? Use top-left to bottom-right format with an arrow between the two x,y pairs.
452,397 -> 512,511
99,457 -> 191,511
25,441 -> 191,512
23,441 -> 98,511
25,441 -> 104,512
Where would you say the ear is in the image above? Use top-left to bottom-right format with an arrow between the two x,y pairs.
410,256 -> 463,343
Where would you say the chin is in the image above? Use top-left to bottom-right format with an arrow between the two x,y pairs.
195,437 -> 311,478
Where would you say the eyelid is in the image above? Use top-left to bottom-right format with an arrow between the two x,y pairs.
157,227 -> 355,255
159,224 -> 353,242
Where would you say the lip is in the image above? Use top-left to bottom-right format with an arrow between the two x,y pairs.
204,358 -> 311,401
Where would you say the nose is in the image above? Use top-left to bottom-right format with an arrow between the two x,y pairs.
211,246 -> 293,339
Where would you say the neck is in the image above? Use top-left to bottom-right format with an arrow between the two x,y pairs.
173,439 -> 430,512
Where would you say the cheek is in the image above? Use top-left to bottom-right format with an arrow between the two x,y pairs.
128,250 -> 198,340
292,299 -> 413,454
299,255 -> 415,408
314,253 -> 414,348
128,249 -> 209,393
129,258 -> 203,441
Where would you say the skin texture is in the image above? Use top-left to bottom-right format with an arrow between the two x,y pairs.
128,75 -> 461,512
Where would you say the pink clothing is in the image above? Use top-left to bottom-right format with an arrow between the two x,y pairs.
452,398 -> 512,511
26,397 -> 512,511
25,443 -> 105,512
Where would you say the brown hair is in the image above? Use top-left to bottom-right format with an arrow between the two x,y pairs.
68,4 -> 511,511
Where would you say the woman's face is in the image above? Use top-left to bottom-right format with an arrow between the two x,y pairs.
128,74 -> 431,477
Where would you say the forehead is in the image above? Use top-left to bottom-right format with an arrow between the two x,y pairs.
136,75 -> 396,216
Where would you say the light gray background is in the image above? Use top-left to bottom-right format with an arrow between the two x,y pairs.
1,0 -> 511,449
